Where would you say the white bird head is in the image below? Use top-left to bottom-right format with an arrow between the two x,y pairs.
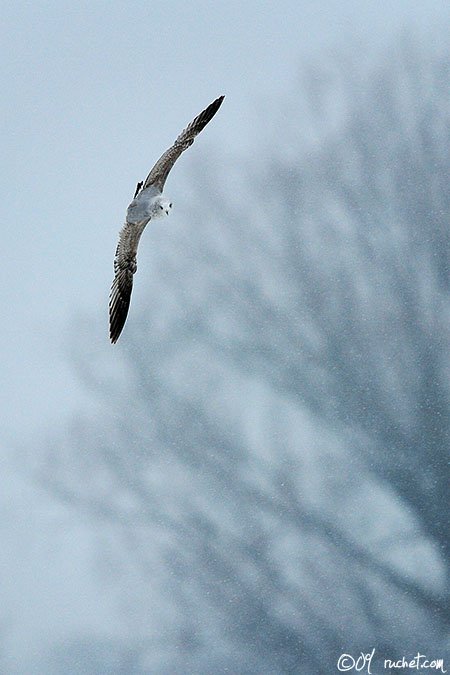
154,197 -> 173,217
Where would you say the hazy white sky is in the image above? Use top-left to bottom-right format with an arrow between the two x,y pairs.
1,0 -> 449,439
1,0 -> 450,665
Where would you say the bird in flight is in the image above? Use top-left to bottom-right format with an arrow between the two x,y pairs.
109,95 -> 225,343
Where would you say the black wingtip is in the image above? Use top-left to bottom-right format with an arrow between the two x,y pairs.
109,318 -> 123,344
109,309 -> 127,344
109,327 -> 120,344
212,95 -> 225,111
198,95 -> 225,128
109,320 -> 124,344
109,270 -> 134,344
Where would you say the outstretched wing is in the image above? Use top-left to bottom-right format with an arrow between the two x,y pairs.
142,95 -> 224,194
109,219 -> 148,343
110,95 -> 224,343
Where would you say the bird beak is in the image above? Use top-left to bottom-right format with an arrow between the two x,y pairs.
166,210 -> 170,215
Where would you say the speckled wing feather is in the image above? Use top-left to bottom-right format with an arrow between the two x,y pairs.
109,95 -> 225,343
142,95 -> 225,194
109,219 -> 148,343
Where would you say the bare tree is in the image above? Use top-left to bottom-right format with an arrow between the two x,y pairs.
42,37 -> 449,673
166,36 -> 450,609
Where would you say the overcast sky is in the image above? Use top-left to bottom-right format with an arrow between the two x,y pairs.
1,0 -> 450,445
1,0 -> 450,667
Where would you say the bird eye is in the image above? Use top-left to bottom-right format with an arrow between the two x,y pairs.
169,203 -> 172,208
160,205 -> 163,209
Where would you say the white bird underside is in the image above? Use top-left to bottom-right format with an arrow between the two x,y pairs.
109,95 -> 224,343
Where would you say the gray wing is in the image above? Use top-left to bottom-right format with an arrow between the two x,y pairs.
109,219 -> 148,343
142,95 -> 224,194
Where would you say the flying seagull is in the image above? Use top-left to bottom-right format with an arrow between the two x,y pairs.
109,95 -> 225,343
